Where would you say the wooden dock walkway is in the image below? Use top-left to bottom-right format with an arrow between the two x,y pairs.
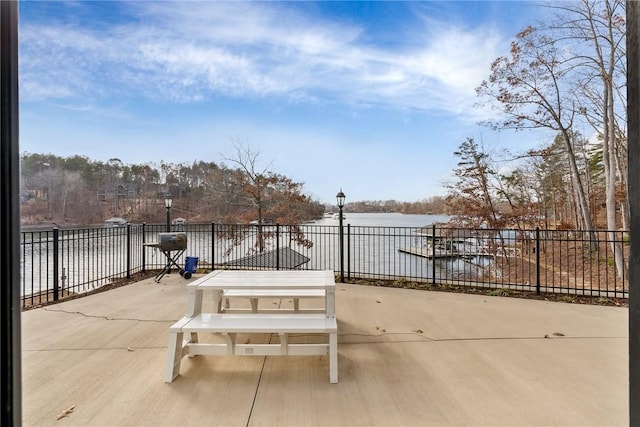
398,246 -> 517,259
398,246 -> 464,259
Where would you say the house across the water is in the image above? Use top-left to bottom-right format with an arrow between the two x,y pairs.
104,217 -> 128,228
172,218 -> 187,226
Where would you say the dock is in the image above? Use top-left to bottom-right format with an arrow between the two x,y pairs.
398,246 -> 461,259
398,246 -> 497,259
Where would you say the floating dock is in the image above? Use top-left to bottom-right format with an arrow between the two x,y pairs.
398,247 -> 461,259
399,246 -> 520,259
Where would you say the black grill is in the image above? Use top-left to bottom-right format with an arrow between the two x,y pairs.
154,232 -> 187,251
145,232 -> 188,282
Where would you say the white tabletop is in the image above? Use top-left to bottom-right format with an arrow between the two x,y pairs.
190,269 -> 335,290
186,270 -> 336,318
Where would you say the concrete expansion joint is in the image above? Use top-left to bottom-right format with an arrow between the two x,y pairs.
42,307 -> 174,323
337,331 -> 436,343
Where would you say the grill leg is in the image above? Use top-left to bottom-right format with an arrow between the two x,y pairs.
155,249 -> 186,283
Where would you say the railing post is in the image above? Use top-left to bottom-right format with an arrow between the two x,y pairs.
141,223 -> 146,273
276,223 -> 280,270
126,223 -> 131,279
535,227 -> 540,295
211,223 -> 215,271
339,218 -> 344,283
431,224 -> 436,284
53,227 -> 59,301
347,224 -> 351,280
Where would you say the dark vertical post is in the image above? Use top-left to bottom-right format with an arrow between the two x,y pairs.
335,189 -> 346,282
0,2 -> 21,423
126,223 -> 131,279
339,207 -> 344,283
627,2 -> 639,425
276,223 -> 280,270
431,224 -> 436,284
535,227 -> 540,295
141,222 -> 146,272
347,224 -> 351,280
53,228 -> 60,301
165,207 -> 171,232
211,223 -> 216,271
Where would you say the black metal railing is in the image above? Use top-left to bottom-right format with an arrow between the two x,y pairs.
19,222 -> 629,308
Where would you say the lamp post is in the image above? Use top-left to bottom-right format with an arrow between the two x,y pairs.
165,196 -> 172,232
336,189 -> 346,283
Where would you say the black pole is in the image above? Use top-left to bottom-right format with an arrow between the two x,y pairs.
627,2 -> 639,425
141,222 -> 146,272
165,207 -> 171,232
347,224 -> 351,280
535,227 -> 540,295
339,206 -> 344,283
431,224 -> 436,284
276,223 -> 280,270
53,228 -> 59,301
0,1 -> 21,424
126,223 -> 131,279
211,222 -> 216,271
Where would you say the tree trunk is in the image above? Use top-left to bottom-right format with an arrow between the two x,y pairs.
604,81 -> 627,278
561,128 -> 594,231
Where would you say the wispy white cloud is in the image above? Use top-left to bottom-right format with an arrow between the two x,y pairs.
20,1 -> 508,119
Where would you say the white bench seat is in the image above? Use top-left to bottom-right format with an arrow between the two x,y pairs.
165,313 -> 338,384
221,288 -> 326,313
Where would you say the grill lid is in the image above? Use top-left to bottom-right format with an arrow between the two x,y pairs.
156,232 -> 187,251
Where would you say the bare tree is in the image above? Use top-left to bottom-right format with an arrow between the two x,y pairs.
477,26 -> 596,233
543,0 -> 627,277
223,142 -> 274,227
28,168 -> 62,219
446,138 -> 503,228
59,171 -> 81,221
223,141 -> 314,253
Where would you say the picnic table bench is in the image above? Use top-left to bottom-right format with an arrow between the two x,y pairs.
221,288 -> 326,312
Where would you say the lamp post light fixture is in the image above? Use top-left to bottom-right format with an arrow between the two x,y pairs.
336,189 -> 346,283
165,196 -> 172,232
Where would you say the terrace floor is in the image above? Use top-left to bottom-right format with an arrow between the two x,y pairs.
22,273 -> 628,426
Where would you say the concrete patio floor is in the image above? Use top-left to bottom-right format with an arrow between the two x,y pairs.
22,273 -> 628,426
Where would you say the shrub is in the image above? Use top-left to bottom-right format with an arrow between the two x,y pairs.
487,288 -> 510,297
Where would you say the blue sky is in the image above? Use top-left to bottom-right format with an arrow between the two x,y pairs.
19,1 -> 549,205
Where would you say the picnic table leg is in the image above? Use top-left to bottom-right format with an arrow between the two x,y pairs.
329,332 -> 338,383
279,333 -> 288,355
326,289 -> 336,318
186,288 -> 203,317
187,332 -> 199,358
213,290 -> 223,313
223,333 -> 235,355
165,331 -> 184,383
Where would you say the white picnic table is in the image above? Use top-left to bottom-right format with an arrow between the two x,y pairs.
186,269 -> 336,316
166,269 -> 338,383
